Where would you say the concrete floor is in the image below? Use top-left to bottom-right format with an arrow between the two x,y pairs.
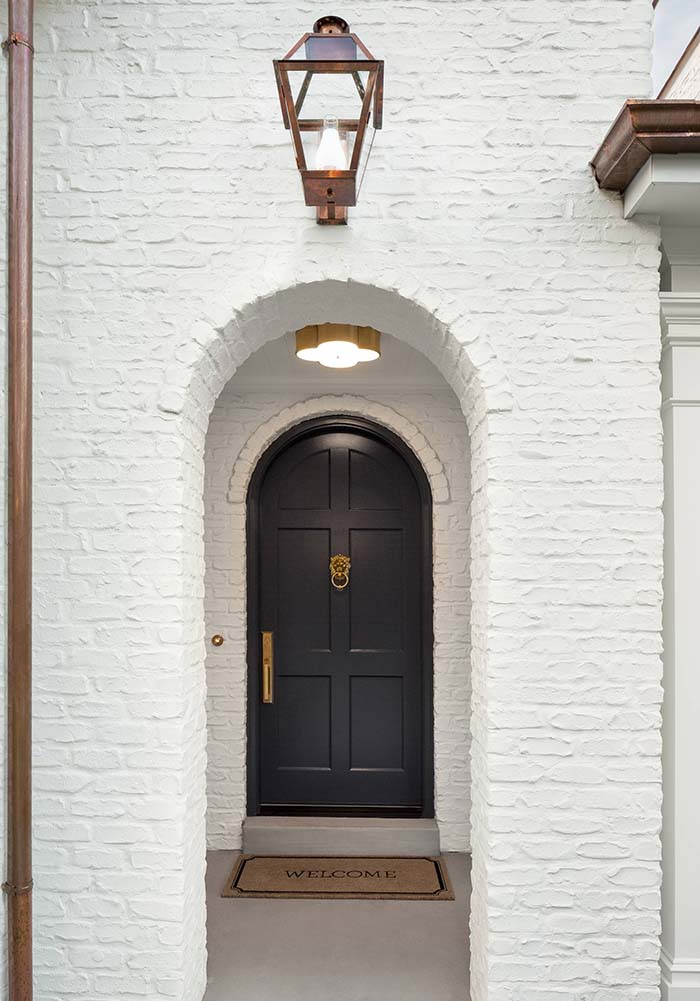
204,850 -> 471,1001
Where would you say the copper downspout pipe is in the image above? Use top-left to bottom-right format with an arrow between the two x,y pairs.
4,1 -> 34,999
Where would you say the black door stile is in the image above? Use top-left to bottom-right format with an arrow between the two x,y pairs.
246,417 -> 433,818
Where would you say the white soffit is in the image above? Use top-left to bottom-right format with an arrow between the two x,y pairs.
623,153 -> 700,223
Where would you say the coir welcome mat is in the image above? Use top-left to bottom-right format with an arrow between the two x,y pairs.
222,855 -> 454,900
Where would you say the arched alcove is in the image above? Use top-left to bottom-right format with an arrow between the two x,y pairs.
160,276 -> 511,1001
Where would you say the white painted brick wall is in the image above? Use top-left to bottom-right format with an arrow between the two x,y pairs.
0,0 -> 663,999
204,388 -> 472,852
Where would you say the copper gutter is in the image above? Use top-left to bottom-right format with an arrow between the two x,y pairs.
591,99 -> 700,192
3,1 -> 34,999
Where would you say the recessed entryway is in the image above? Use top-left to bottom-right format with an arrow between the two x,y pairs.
203,328 -> 474,997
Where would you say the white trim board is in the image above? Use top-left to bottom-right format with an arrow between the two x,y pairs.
624,154 -> 700,223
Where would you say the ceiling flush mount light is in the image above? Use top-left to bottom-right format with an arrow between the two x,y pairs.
273,16 -> 384,225
296,324 -> 381,368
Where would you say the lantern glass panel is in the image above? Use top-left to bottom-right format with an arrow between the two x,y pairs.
293,123 -> 351,173
286,69 -> 371,176
302,33 -> 358,61
289,70 -> 367,123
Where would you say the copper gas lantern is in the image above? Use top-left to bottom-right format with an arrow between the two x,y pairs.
273,16 -> 384,224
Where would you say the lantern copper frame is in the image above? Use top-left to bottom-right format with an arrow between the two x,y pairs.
273,16 -> 384,225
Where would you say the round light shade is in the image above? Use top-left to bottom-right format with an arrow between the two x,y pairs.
316,340 -> 360,368
295,324 -> 381,368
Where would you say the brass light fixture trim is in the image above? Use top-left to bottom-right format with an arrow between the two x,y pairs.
295,323 -> 381,368
211,634 -> 224,647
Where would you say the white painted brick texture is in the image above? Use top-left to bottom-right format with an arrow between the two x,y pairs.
204,388 -> 472,853
0,1 -> 662,999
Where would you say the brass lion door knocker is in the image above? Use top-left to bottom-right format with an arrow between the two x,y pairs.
330,554 -> 351,591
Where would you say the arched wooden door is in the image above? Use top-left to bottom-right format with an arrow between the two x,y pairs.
247,417 -> 433,817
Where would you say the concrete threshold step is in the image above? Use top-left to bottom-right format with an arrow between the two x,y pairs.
242,816 -> 440,856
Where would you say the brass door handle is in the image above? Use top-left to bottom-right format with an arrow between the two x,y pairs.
261,631 -> 274,704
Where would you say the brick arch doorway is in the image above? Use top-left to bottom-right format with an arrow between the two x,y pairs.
170,275 -> 503,1000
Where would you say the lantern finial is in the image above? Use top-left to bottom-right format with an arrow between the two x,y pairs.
313,15 -> 350,34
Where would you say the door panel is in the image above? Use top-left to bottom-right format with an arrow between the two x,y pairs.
276,675 -> 332,770
277,529 -> 331,651
349,676 -> 404,770
279,448 -> 331,510
348,448 -> 402,510
349,529 -> 403,651
253,425 -> 430,815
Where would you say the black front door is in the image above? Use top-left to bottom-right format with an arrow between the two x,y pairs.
249,420 -> 432,816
